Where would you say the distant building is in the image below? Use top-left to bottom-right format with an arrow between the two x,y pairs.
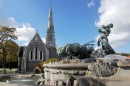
18,4 -> 57,73
126,56 -> 130,58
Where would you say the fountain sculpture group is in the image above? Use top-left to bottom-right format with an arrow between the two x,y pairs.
43,23 -> 130,86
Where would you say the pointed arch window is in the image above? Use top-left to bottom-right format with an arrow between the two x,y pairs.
34,46 -> 38,60
40,51 -> 43,60
30,51 -> 33,61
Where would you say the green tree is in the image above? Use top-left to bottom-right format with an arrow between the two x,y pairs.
117,52 -> 130,56
0,26 -> 18,74
6,40 -> 19,62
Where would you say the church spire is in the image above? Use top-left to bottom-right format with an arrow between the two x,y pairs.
46,3 -> 57,58
47,3 -> 54,32
46,3 -> 55,46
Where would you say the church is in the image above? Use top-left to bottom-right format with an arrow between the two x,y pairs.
18,4 -> 57,73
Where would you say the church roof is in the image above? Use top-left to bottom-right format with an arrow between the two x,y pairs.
27,32 -> 45,46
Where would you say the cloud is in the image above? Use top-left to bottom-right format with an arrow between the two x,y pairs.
16,25 -> 47,46
16,23 -> 36,42
0,13 -> 46,46
8,17 -> 19,27
0,14 -> 19,27
95,0 -> 130,48
87,0 -> 95,8
41,37 -> 46,43
0,13 -> 36,46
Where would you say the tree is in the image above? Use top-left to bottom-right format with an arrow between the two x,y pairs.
6,40 -> 19,68
0,26 -> 18,74
6,40 -> 19,61
116,52 -> 130,56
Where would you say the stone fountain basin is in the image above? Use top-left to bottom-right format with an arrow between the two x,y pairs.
44,61 -> 130,86
44,63 -> 89,84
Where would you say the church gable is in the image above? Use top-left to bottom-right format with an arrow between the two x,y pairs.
27,33 -> 45,49
26,32 -> 47,61
28,32 -> 44,45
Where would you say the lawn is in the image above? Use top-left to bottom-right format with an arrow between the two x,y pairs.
0,68 -> 17,74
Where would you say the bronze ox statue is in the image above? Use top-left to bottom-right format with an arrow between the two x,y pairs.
59,41 -> 94,59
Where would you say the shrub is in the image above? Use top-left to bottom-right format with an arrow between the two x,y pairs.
39,58 -> 59,73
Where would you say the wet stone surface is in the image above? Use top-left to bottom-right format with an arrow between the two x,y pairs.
0,74 -> 40,85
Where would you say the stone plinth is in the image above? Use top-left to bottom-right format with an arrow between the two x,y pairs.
44,63 -> 90,85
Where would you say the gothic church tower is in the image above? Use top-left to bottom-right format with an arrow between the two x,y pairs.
46,4 -> 57,58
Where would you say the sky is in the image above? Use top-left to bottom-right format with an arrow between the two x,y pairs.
0,0 -> 130,53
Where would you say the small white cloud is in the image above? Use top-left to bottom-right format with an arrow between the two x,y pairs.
0,14 -> 19,27
87,0 -> 95,8
8,17 -> 19,27
41,37 -> 46,43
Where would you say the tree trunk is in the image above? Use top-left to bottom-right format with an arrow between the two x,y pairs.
3,55 -> 7,74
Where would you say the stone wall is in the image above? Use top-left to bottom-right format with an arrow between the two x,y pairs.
44,63 -> 89,85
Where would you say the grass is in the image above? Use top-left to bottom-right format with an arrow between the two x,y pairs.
0,68 -> 17,74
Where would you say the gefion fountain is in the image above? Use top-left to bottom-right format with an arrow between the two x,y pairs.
43,23 -> 130,86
